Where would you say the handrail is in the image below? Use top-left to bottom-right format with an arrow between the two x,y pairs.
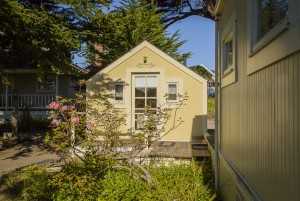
0,94 -> 55,109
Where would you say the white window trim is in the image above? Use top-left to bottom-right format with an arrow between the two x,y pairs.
167,82 -> 178,102
165,78 -> 183,108
221,10 -> 237,88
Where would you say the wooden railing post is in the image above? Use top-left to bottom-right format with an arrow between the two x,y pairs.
12,90 -> 18,138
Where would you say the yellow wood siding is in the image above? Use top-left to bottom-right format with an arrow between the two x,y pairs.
218,1 -> 300,200
87,45 -> 207,141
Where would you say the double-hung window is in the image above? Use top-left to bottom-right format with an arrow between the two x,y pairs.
168,83 -> 178,101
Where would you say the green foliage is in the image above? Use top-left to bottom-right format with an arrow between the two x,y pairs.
4,161 -> 214,200
2,166 -> 54,201
190,65 -> 215,87
21,165 -> 54,201
86,0 -> 189,73
208,98 -> 215,113
0,122 -> 12,134
0,0 -> 84,76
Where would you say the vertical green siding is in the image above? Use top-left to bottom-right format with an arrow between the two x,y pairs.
220,51 -> 300,200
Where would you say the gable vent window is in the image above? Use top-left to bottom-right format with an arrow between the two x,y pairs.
115,84 -> 124,101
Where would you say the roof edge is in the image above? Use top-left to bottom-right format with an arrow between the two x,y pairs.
88,40 -> 207,84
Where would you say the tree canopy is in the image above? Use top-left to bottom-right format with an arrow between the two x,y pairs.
85,0 -> 189,73
190,65 -> 214,86
147,0 -> 216,27
0,0 -> 192,80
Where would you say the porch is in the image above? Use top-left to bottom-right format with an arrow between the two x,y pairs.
0,94 -> 55,110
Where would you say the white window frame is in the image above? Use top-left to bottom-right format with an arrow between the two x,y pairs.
221,10 -> 237,88
36,75 -> 56,92
167,83 -> 178,102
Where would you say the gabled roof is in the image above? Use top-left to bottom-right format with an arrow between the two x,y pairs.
88,40 -> 206,84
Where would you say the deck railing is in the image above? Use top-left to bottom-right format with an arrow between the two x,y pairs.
0,94 -> 56,109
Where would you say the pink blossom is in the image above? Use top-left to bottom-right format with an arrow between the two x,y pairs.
49,102 -> 59,109
61,105 -> 67,111
101,111 -> 106,116
54,147 -> 61,153
72,117 -> 79,123
69,105 -> 75,110
51,119 -> 61,126
87,122 -> 93,129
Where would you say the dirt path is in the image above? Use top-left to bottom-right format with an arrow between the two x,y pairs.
0,132 -> 59,177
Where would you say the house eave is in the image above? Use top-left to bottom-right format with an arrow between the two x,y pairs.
2,69 -> 38,73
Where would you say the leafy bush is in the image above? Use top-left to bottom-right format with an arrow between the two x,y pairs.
0,122 -> 12,134
2,88 -> 216,200
3,160 -> 214,201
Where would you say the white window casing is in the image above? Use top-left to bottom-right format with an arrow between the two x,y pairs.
221,9 -> 237,88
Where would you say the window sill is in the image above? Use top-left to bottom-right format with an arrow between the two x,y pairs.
250,17 -> 289,57
222,66 -> 234,78
221,68 -> 236,88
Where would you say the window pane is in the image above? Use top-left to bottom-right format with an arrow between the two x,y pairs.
168,84 -> 177,100
168,84 -> 177,94
135,76 -> 145,87
47,79 -> 56,90
258,0 -> 288,39
146,76 -> 157,87
135,99 -> 145,108
225,38 -> 233,69
168,94 -> 177,100
115,84 -> 123,100
147,88 -> 157,97
147,99 -> 157,108
135,88 -> 145,97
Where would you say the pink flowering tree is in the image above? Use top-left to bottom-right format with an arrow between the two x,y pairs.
45,82 -> 187,184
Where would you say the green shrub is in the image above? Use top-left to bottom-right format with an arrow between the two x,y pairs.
0,123 -> 12,134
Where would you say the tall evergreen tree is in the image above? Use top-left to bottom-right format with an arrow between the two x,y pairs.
0,0 -> 111,81
86,0 -> 189,73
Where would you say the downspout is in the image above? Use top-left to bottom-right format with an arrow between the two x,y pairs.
214,19 -> 219,190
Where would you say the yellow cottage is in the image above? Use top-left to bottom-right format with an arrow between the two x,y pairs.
86,41 -> 207,142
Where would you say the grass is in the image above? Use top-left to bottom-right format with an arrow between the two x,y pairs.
208,98 -> 215,119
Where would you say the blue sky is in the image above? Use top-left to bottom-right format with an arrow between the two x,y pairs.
74,14 -> 215,70
167,16 -> 215,70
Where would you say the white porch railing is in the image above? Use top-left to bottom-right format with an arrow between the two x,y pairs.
0,94 -> 56,109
